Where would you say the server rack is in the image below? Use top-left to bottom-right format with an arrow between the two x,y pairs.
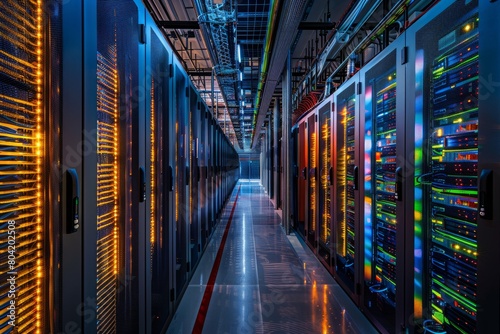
199,107 -> 208,249
291,126 -> 300,234
95,1 -> 146,332
173,61 -> 190,298
407,1 -> 484,332
476,2 -> 500,330
296,117 -> 308,238
289,1 -> 500,333
0,0 -> 240,332
306,112 -> 318,248
0,0 -> 52,332
360,37 -> 406,333
189,84 -> 201,269
332,73 -> 361,303
207,115 -> 215,235
145,18 -> 175,333
317,96 -> 334,270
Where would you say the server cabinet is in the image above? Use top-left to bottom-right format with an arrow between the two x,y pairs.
145,21 -> 174,333
213,124 -> 219,218
199,108 -> 208,249
173,62 -> 190,297
317,97 -> 334,269
477,1 -> 500,330
306,112 -> 318,248
333,73 -> 361,303
360,38 -> 406,333
0,1 -> 61,332
207,116 -> 215,235
95,1 -> 145,332
189,85 -> 201,268
291,126 -> 300,233
408,1 -> 482,332
296,119 -> 308,238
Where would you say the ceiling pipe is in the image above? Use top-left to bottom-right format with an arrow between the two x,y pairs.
251,0 -> 310,149
249,0 -> 283,150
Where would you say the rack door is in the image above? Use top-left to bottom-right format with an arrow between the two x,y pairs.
333,75 -> 360,301
318,98 -> 333,268
189,86 -> 200,269
0,1 -> 47,332
199,108 -> 208,249
361,41 -> 406,333
296,120 -> 308,238
306,113 -> 318,247
96,1 -> 143,332
409,1 -> 480,332
173,63 -> 189,297
146,23 -> 174,333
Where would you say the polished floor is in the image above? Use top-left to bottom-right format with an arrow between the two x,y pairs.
167,180 -> 378,334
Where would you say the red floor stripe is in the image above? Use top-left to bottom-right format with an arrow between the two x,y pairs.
192,186 -> 241,334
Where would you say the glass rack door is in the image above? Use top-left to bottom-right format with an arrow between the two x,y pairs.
306,113 -> 318,247
411,1 -> 479,332
362,48 -> 400,333
96,1 -> 140,331
0,1 -> 45,332
174,64 -> 189,298
318,99 -> 333,268
147,26 -> 172,333
334,78 -> 358,297
296,121 -> 307,238
189,87 -> 200,269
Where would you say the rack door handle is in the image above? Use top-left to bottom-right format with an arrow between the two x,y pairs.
328,167 -> 334,186
395,167 -> 403,201
353,166 -> 359,190
139,166 -> 146,202
301,167 -> 308,180
66,169 -> 80,233
168,166 -> 174,191
479,169 -> 493,219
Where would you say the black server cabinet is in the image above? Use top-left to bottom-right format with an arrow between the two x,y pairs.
199,108 -> 209,249
306,112 -> 318,248
317,97 -> 334,270
291,126 -> 300,234
189,84 -> 201,268
360,38 -> 406,333
0,1 -> 64,332
333,73 -> 361,303
406,1 -> 487,332
207,116 -> 215,235
94,1 -> 145,332
213,124 -> 219,218
173,62 -> 190,298
145,20 -> 175,333
477,1 -> 500,331
296,119 -> 308,239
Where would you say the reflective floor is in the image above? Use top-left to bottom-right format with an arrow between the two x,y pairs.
167,180 -> 378,334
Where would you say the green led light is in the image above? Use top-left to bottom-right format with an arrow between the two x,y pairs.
431,187 -> 477,196
433,55 -> 479,78
433,280 -> 476,311
434,229 -> 476,248
434,108 -> 479,122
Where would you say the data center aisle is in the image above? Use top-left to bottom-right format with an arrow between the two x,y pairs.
167,180 -> 377,334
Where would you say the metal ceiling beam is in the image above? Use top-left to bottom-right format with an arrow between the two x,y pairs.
157,20 -> 200,29
187,70 -> 213,76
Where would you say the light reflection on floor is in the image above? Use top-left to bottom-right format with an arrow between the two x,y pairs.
167,180 -> 378,334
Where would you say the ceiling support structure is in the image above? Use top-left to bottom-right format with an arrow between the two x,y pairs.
194,0 -> 243,149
